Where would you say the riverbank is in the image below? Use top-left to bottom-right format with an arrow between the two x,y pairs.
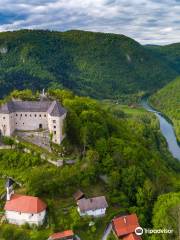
149,77 -> 180,143
141,99 -> 180,161
146,98 -> 180,145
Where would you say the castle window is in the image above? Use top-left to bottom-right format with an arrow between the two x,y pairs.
23,123 -> 24,125
20,114 -> 22,117
16,114 -> 18,116
25,114 -> 27,117
54,125 -> 56,129
44,114 -> 46,117
39,114 -> 41,117
35,114 -> 37,117
54,131 -> 56,135
30,114 -> 32,117
3,117 -> 5,120
53,120 -> 56,123
16,123 -> 17,125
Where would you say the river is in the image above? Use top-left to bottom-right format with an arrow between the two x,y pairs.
141,100 -> 180,161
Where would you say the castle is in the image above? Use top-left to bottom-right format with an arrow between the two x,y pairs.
0,99 -> 67,145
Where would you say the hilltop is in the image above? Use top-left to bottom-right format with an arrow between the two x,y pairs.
0,30 -> 178,100
150,76 -> 180,142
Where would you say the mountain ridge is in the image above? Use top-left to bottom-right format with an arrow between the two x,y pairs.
0,29 -> 178,99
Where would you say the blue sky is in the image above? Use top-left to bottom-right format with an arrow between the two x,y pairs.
0,0 -> 179,45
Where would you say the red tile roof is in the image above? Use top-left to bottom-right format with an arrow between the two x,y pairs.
49,230 -> 74,239
123,233 -> 142,240
4,194 -> 47,213
112,214 -> 140,237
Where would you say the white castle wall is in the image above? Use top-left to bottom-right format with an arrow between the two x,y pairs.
0,111 -> 66,145
14,112 -> 48,131
0,114 -> 12,136
48,113 -> 66,144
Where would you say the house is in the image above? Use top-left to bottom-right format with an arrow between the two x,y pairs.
112,214 -> 142,240
4,178 -> 47,226
77,196 -> 108,217
0,99 -> 67,144
73,190 -> 85,201
48,230 -> 74,240
123,233 -> 142,240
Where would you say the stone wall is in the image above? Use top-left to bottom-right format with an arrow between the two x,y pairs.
0,111 -> 66,145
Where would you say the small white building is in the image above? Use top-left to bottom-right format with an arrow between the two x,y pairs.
77,196 -> 108,217
4,178 -> 47,226
0,99 -> 67,144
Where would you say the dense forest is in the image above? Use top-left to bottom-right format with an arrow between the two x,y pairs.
0,89 -> 179,240
147,43 -> 180,74
0,30 -> 179,100
150,76 -> 180,142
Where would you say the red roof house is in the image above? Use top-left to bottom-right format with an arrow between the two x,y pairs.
48,230 -> 74,240
123,233 -> 142,240
112,214 -> 140,238
4,194 -> 47,226
4,194 -> 47,213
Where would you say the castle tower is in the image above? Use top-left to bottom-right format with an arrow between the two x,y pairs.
6,178 -> 15,201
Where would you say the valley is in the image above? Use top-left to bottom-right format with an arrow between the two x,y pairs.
0,89 -> 179,240
0,30 -> 179,240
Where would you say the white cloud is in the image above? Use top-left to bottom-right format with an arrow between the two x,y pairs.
0,0 -> 179,45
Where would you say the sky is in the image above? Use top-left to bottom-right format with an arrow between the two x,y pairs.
0,0 -> 179,45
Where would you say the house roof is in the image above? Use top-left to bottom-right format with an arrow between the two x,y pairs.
4,194 -> 47,213
49,230 -> 74,240
0,100 -> 66,117
47,100 -> 67,117
77,196 -> 108,212
112,214 -> 140,237
73,190 -> 85,201
123,233 -> 142,240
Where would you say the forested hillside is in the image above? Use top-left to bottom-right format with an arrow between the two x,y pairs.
150,77 -> 180,142
0,89 -> 180,240
147,43 -> 180,74
151,192 -> 180,240
0,30 -> 178,99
